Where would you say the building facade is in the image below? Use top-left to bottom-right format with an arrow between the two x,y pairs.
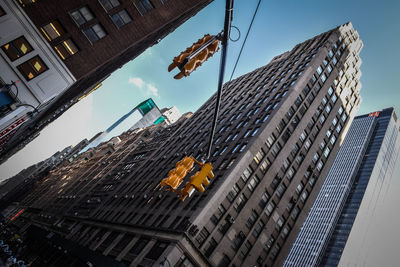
0,0 -> 76,153
0,0 -> 213,164
284,108 -> 400,267
12,23 -> 363,266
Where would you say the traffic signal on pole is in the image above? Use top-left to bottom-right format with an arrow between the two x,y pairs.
168,34 -> 220,79
179,162 -> 214,201
160,156 -> 195,192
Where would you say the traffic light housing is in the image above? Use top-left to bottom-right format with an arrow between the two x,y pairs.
179,162 -> 214,201
160,156 -> 195,192
168,34 -> 220,79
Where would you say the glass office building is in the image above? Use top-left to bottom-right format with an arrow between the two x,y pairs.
284,107 -> 400,266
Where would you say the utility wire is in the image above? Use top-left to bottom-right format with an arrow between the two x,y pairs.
228,0 -> 262,82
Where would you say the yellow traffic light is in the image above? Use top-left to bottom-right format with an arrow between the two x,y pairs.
168,34 -> 220,79
179,162 -> 214,201
160,156 -> 195,192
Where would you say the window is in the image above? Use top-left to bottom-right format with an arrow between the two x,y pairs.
254,150 -> 265,164
265,201 -> 276,216
17,56 -> 47,80
243,129 -> 251,138
54,39 -> 78,59
246,210 -> 258,228
135,0 -> 155,15
324,147 -> 330,158
317,66 -> 323,75
260,158 -> 270,174
332,94 -> 337,103
83,24 -> 107,43
276,184 -> 286,198
196,227 -> 209,246
0,5 -> 5,16
330,135 -> 336,145
241,166 -> 253,182
239,144 -> 247,152
264,236 -> 275,252
259,192 -> 270,208
336,124 -> 342,133
253,221 -> 265,237
98,0 -> 120,11
234,194 -> 247,212
247,176 -> 260,192
70,6 -> 94,26
271,142 -> 281,157
251,127 -> 260,136
227,183 -> 240,203
304,139 -> 311,151
111,9 -> 132,27
286,167 -> 295,181
232,231 -> 245,251
2,36 -> 33,61
41,21 -> 65,41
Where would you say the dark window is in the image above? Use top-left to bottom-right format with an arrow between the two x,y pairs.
99,0 -> 120,11
204,238 -> 217,257
0,5 -> 5,16
144,241 -> 169,260
54,39 -> 79,60
111,9 -> 132,27
41,21 -> 65,41
135,0 -> 154,15
2,36 -> 33,61
128,237 -> 150,257
70,6 -> 94,26
196,227 -> 209,246
17,56 -> 47,80
83,24 -> 107,43
232,231 -> 246,251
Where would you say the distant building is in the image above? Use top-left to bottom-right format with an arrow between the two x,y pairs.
81,98 -> 162,152
11,23 -> 364,267
161,106 -> 182,125
284,108 -> 400,266
0,0 -> 213,164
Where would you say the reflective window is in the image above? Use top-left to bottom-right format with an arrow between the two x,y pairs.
83,24 -> 107,43
1,36 -> 33,61
98,0 -> 120,11
17,55 -> 47,80
70,6 -> 94,26
54,39 -> 78,60
41,21 -> 65,41
111,9 -> 132,27
135,0 -> 155,15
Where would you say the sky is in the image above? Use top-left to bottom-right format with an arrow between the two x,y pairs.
0,0 -> 400,264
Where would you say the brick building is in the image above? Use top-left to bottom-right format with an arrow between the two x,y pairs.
12,23 -> 363,267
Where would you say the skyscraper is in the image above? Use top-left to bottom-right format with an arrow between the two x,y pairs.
284,108 -> 400,267
0,0 -> 212,163
12,22 -> 363,266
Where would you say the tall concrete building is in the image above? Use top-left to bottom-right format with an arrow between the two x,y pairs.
0,0 -> 213,164
11,23 -> 363,266
284,108 -> 400,267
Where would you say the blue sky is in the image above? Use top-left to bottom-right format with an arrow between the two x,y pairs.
1,0 -> 400,264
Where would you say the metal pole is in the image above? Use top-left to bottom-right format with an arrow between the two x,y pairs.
206,0 -> 234,160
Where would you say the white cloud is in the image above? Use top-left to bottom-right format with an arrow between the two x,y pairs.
128,77 -> 144,88
146,84 -> 159,97
128,77 -> 159,97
